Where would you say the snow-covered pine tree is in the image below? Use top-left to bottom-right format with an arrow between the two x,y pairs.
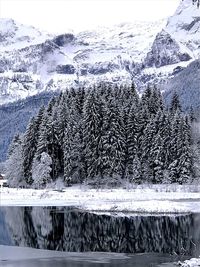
177,117 -> 193,183
73,86 -> 86,181
168,112 -> 192,183
6,134 -> 24,187
46,112 -> 58,180
120,82 -> 139,117
53,93 -> 68,175
131,154 -> 142,183
74,86 -> 85,116
119,82 -> 140,177
140,114 -> 157,183
101,94 -> 126,180
83,88 -> 103,180
141,84 -> 151,102
168,112 -> 182,183
63,98 -> 83,185
46,96 -> 57,116
22,118 -> 38,184
35,111 -> 49,159
139,107 -> 166,183
189,107 -> 197,123
170,92 -> 182,114
34,104 -> 61,181
32,152 -> 52,188
22,106 -> 45,185
150,87 -> 164,114
141,86 -> 163,117
191,117 -> 200,179
150,133 -> 165,183
126,104 -> 140,179
7,133 -> 21,157
158,111 -> 172,171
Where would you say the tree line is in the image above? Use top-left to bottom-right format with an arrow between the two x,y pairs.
6,83 -> 197,188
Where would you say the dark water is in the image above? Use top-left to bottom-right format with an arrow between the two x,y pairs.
0,206 -> 200,266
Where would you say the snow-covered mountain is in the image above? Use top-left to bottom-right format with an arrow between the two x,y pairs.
0,19 -> 164,104
0,18 -> 52,51
166,0 -> 200,59
0,0 -> 199,104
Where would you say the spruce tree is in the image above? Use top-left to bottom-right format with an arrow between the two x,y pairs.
168,113 -> 192,184
83,89 -> 103,179
170,92 -> 182,114
35,111 -> 49,159
22,117 -> 40,184
177,117 -> 193,183
6,135 -> 24,187
8,133 -> 21,157
64,102 -> 83,185
150,133 -> 164,183
126,104 -> 139,179
101,96 -> 126,179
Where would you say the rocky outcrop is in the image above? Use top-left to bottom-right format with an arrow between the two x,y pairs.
53,34 -> 75,46
144,30 -> 191,68
56,64 -> 75,74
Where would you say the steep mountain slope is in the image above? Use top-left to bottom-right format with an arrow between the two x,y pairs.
0,18 -> 52,51
141,0 -> 200,88
164,59 -> 200,113
166,0 -> 200,59
161,0 -> 200,113
0,19 -> 165,104
0,91 -> 59,161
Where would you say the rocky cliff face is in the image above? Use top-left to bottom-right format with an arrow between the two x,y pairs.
144,30 -> 191,68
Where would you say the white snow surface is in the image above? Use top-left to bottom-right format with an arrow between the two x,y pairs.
166,0 -> 200,58
1,184 -> 200,214
179,257 -> 200,267
0,18 -> 52,51
0,245 -> 129,262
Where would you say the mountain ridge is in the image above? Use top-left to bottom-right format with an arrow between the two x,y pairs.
0,0 -> 199,105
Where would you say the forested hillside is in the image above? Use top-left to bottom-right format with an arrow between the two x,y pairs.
6,83 -> 199,188
0,91 -> 59,162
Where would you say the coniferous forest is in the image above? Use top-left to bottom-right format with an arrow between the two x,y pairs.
6,83 -> 199,188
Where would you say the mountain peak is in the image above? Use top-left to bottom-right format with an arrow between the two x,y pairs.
166,0 -> 200,58
0,18 -> 52,51
167,0 -> 200,26
0,18 -> 17,36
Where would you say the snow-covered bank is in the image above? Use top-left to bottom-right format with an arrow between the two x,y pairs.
1,184 -> 200,213
178,257 -> 200,267
0,245 -> 129,262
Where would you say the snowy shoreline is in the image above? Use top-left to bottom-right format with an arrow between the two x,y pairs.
1,184 -> 200,214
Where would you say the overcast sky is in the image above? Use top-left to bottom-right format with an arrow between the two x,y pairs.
0,0 -> 180,33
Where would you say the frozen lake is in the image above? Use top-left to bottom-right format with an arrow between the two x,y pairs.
0,245 -> 183,267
